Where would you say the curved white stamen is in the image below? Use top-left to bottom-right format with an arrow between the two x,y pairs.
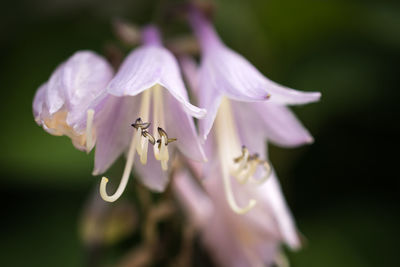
100,130 -> 138,202
222,159 -> 256,214
99,90 -> 151,202
85,109 -> 95,152
216,98 -> 257,214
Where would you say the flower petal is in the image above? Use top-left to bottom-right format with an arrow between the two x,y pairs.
173,169 -> 213,227
179,56 -> 200,94
107,46 -> 206,119
33,83 -> 47,123
233,101 -> 314,148
164,91 -> 206,162
45,63 -> 66,115
64,51 -> 114,128
259,173 -> 301,250
134,147 -> 168,192
93,96 -> 139,175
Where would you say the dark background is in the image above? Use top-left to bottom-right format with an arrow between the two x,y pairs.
0,0 -> 399,266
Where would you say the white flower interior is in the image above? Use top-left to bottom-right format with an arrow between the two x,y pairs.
100,84 -> 175,202
215,98 -> 272,214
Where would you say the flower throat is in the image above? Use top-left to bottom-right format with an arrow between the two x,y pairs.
100,85 -> 176,202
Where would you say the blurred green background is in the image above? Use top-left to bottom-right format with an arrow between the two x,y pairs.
1,0 -> 399,266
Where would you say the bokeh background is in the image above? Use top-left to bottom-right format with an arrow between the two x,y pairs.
1,0 -> 399,266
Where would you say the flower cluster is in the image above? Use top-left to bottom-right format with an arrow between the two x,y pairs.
33,6 -> 320,267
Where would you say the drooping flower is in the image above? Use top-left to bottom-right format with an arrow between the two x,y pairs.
183,8 -> 321,213
96,25 -> 207,201
33,50 -> 114,152
174,163 -> 299,267
187,8 -> 321,140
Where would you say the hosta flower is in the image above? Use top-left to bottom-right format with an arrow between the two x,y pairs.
174,166 -> 299,267
33,51 -> 114,152
184,8 -> 321,213
188,8 -> 321,140
97,25 -> 206,201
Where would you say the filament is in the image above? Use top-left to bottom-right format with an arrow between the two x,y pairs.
100,129 -> 138,202
85,109 -> 95,152
216,98 -> 257,214
221,157 -> 256,214
100,90 -> 151,202
152,84 -> 170,170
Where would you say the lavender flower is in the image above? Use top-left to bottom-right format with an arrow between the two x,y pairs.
187,8 -> 321,141
181,8 -> 320,215
33,51 -> 114,152
174,164 -> 299,267
96,25 -> 206,201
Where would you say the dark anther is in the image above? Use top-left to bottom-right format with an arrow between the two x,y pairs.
142,131 -> 156,145
156,127 -> 177,148
131,118 -> 151,130
248,153 -> 260,161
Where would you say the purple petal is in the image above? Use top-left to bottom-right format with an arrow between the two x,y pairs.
64,51 -> 114,128
164,91 -> 206,162
173,169 -> 213,227
179,56 -> 199,94
233,101 -> 314,148
259,173 -> 301,250
107,46 -> 206,119
43,51 -> 113,130
33,83 -> 47,123
134,147 -> 168,192
45,62 -> 66,115
93,96 -> 139,175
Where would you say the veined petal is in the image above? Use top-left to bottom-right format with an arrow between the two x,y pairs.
93,96 -> 139,175
164,91 -> 206,162
64,51 -> 114,128
107,45 -> 206,119
233,101 -> 314,148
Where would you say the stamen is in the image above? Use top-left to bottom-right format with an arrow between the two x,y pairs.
222,159 -> 256,214
85,109 -> 95,152
99,90 -> 151,202
231,146 -> 249,182
140,134 -> 149,165
142,131 -> 155,145
131,118 -> 151,130
216,98 -> 257,214
250,159 -> 272,184
100,129 -> 139,202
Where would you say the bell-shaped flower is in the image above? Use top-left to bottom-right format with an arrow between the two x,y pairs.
181,8 -> 321,214
180,51 -> 319,214
174,163 -> 300,267
96,25 -> 206,201
33,51 -> 114,152
187,8 -> 321,140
